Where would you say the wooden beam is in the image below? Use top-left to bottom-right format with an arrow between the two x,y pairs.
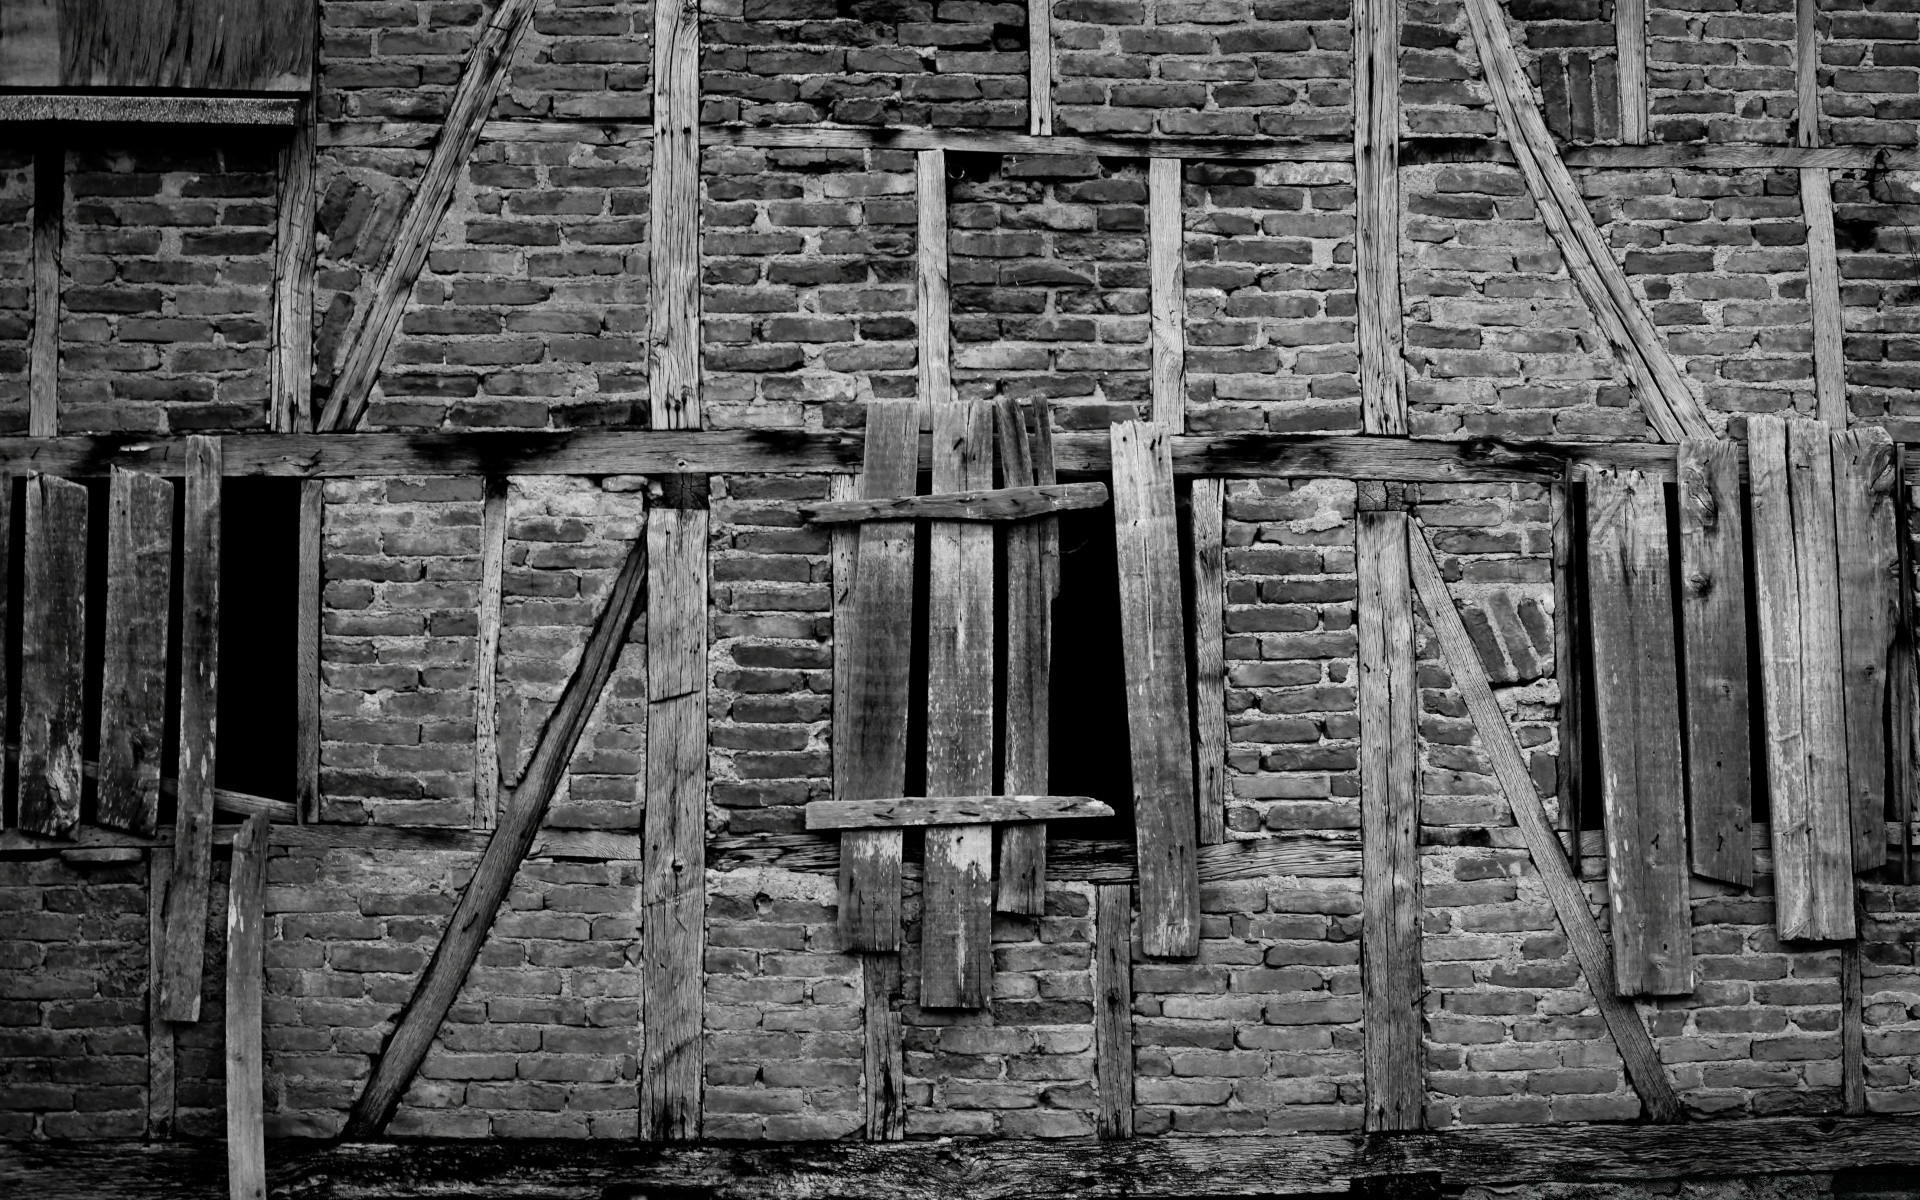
318,0 -> 539,431
1111,421 -> 1200,958
1028,0 -> 1053,135
224,815 -> 269,1200
1093,883 -> 1133,1139
1834,428 -> 1898,871
708,124 -> 1354,163
1356,508 -> 1422,1128
861,952 -> 905,1140
97,470 -> 174,835
1354,0 -> 1404,435
472,476 -> 508,831
918,149 -> 952,422
343,524 -> 650,1138
642,480 -> 707,1139
1585,469 -> 1692,997
159,437 -> 220,1022
272,107 -> 315,434
1842,934 -> 1866,1115
1408,520 -> 1683,1121
145,846 -> 175,1140
1677,440 -> 1753,885
922,399 -> 996,1009
1896,444 -> 1917,885
17,474 -> 86,837
1617,0 -> 1648,142
1458,0 -> 1712,443
649,0 -> 699,430
296,479 -> 323,823
1804,169 -> 1846,427
1550,467 -> 1586,862
0,95 -> 304,125
801,482 -> 1108,525
1149,157 -> 1186,432
1796,0 -> 1822,149
1189,478 -> 1227,846
2,818 -> 640,857
809,796 -> 1113,830
29,141 -> 58,438
996,399 -> 1052,914
0,474 -> 8,831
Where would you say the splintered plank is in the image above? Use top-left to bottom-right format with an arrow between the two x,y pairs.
1834,428 -> 1897,872
1149,158 -> 1186,432
225,814 -> 270,1200
809,796 -> 1112,830
837,401 -> 921,952
18,473 -> 87,838
923,399 -> 996,1008
1094,883 -> 1134,1139
160,437 -> 220,1022
1111,421 -> 1200,958
1190,478 -> 1227,846
1408,522 -> 1684,1122
97,469 -> 175,834
643,480 -> 708,1141
1677,440 -> 1752,885
997,398 -> 1049,914
1586,469 -> 1691,996
1356,508 -> 1422,1128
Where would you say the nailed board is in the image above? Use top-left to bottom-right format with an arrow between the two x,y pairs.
996,398 -> 1054,914
1677,440 -> 1752,885
97,469 -> 174,835
18,473 -> 87,838
0,0 -> 315,91
1834,428 -> 1898,872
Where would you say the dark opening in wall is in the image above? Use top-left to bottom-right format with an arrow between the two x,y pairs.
216,478 -> 299,803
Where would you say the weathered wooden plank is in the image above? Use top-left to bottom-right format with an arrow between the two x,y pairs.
29,141 -> 58,438
1842,934 -> 1866,1114
343,522 -> 650,1138
1617,0 -> 1648,142
649,0 -> 699,430
224,815 -> 269,1200
159,437 -> 220,1022
1190,478 -> 1227,847
1551,467 -> 1586,863
1408,521 -> 1683,1121
809,796 -> 1113,830
17,474 -> 86,838
1,819 -> 643,857
1585,469 -> 1691,997
1458,0 -> 1710,443
296,479 -> 322,822
1149,157 -> 1186,432
643,484 -> 708,1141
0,94 -> 303,124
861,952 -> 905,1140
1835,428 -> 1897,872
1677,439 -> 1753,885
1027,0 -> 1053,136
1093,883 -> 1133,1139
922,399 -> 996,1008
837,401 -> 921,952
145,846 -> 175,1140
40,0 -> 314,91
708,124 -> 1356,162
1356,509 -> 1422,1127
319,0 -> 539,431
472,476 -> 509,831
1804,168 -> 1847,428
1354,0 -> 1404,436
918,149 -> 952,421
1796,0 -> 1821,149
1111,421 -> 1200,958
97,469 -> 174,835
997,398 -> 1049,914
801,481 -> 1108,524
1896,445 -> 1917,885
272,107 -> 314,434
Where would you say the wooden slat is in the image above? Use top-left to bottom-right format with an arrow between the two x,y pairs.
224,815 -> 269,1200
1805,168 -> 1847,428
861,952 -> 905,1140
1834,428 -> 1898,871
997,398 -> 1049,914
801,481 -> 1107,524
1149,157 -> 1186,432
343,519 -> 650,1138
1677,439 -> 1753,885
1093,882 -> 1133,1139
145,846 -> 175,1139
29,141 -> 58,438
1458,0 -> 1711,443
837,401 -> 921,952
1617,0 -> 1648,143
1354,0 -> 1405,436
1408,521 -> 1683,1121
1028,0 -> 1053,135
1190,478 -> 1227,846
917,149 -> 952,421
809,796 -> 1112,830
649,0 -> 699,431
17,474 -> 86,838
1551,468 -> 1586,862
472,476 -> 508,830
1585,469 -> 1691,996
97,469 -> 174,835
1356,509 -> 1422,1127
922,399 -> 996,1009
1111,421 -> 1200,958
272,108 -> 315,434
159,437 -> 220,1022
318,0 -> 539,432
642,483 -> 708,1140
296,479 -> 322,822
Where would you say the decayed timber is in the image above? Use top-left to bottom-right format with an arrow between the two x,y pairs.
1458,0 -> 1711,443
922,400 -> 996,1009
97,469 -> 174,835
918,148 -> 952,421
837,402 -> 921,952
1354,0 -> 1405,435
225,815 -> 269,1200
997,399 -> 1051,914
861,952 -> 906,1140
29,141 -> 58,438
808,796 -> 1113,830
159,437 -> 221,1023
801,482 -> 1108,524
1585,469 -> 1692,996
643,481 -> 708,1140
1111,421 -> 1200,958
1408,522 -> 1683,1122
1093,883 -> 1134,1139
1149,158 -> 1186,432
319,0 -> 539,432
272,107 -> 315,434
650,0 -> 699,430
1028,0 -> 1053,135
1804,168 -> 1847,427
1189,478 -> 1227,846
296,479 -> 323,822
343,524 -> 651,1139
1834,428 -> 1898,871
145,846 -> 175,1140
17,474 -> 87,838
471,476 -> 509,831
1676,440 -> 1752,885
708,124 -> 1355,163
1617,0 -> 1648,142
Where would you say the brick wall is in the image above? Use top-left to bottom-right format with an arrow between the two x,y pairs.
1821,1 -> 1920,146
1647,0 -> 1796,143
1832,169 -> 1920,429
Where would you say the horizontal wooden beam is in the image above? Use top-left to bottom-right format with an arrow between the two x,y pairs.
807,795 -> 1112,830
0,95 -> 304,125
0,822 -> 640,859
708,124 -> 1354,162
800,482 -> 1108,524
713,831 -> 1362,881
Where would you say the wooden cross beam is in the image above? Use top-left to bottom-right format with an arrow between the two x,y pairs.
799,482 -> 1108,525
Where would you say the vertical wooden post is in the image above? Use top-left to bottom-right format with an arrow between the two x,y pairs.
860,950 -> 906,1139
1551,468 -> 1585,865
225,815 -> 270,1200
650,0 -> 700,430
146,846 -> 176,1139
1190,477 -> 1227,846
1834,428 -> 1897,871
1677,440 -> 1753,885
1354,0 -> 1405,435
1842,931 -> 1866,1114
18,473 -> 87,838
1798,0 -> 1846,427
272,109 -> 315,433
296,478 -> 323,823
98,469 -> 175,835
917,149 -> 951,423
997,398 -> 1052,912
1149,158 -> 1185,432
0,475 -> 10,831
1896,445 -> 1917,886
1028,0 -> 1054,136
1617,0 -> 1648,143
1094,883 -> 1134,1139
29,140 -> 59,438
1357,504 -> 1422,1127
472,475 -> 509,830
